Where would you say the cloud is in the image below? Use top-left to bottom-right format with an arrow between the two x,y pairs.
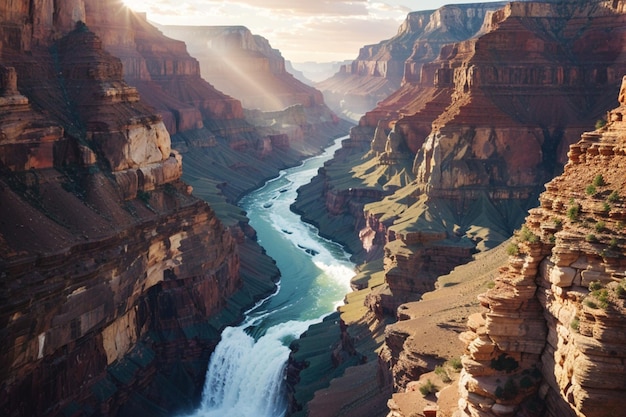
137,0 -> 415,61
227,0 -> 369,16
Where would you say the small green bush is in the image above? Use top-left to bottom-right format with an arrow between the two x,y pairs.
592,174 -> 606,187
586,233 -> 597,242
608,190 -> 620,203
610,238 -> 619,249
518,225 -> 539,243
137,190 -> 151,204
419,379 -> 438,396
595,221 -> 606,233
507,243 -> 520,256
448,357 -> 463,372
602,202 -> 611,213
595,119 -> 607,130
519,375 -> 534,389
435,365 -> 451,383
490,354 -> 519,372
586,184 -> 597,196
570,317 -> 580,332
589,281 -> 603,291
567,203 -> 580,221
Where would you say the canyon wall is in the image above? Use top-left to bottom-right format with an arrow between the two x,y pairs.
458,75 -> 626,417
158,25 -> 325,112
0,1 -> 283,416
316,3 -> 507,120
289,1 -> 626,415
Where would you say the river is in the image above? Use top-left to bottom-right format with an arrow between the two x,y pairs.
187,135 -> 355,417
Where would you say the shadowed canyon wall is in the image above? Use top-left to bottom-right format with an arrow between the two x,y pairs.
289,1 -> 626,415
0,1 -> 297,416
458,75 -> 626,417
316,3 -> 507,121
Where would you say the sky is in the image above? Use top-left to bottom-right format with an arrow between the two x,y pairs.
122,0 -> 506,63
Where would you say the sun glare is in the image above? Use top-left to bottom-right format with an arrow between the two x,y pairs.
122,0 -> 147,13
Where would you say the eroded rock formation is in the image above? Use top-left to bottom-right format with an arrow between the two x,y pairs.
317,3 -> 506,121
0,2 -> 280,416
458,75 -> 626,417
290,1 -> 626,415
158,25 -> 325,112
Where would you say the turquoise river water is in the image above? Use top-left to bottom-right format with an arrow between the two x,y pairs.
187,135 -> 355,417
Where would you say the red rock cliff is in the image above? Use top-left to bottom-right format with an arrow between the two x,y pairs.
458,74 -> 626,417
317,3 -> 506,121
158,25 -> 325,112
0,3 -> 273,417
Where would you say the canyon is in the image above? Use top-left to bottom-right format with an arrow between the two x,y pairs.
0,0 -> 348,416
2,0 -> 626,417
289,1 -> 626,416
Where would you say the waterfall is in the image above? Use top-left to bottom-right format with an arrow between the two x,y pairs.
192,319 -> 316,417
185,136 -> 354,417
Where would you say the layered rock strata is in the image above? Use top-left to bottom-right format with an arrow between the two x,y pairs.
317,3 -> 506,120
291,1 -> 626,415
158,25 -> 325,112
0,4 -> 278,417
458,75 -> 626,417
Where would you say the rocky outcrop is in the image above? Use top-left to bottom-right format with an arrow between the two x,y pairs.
458,75 -> 626,417
317,3 -> 506,121
82,2 -> 244,135
291,1 -> 626,415
0,4 -> 279,417
158,25 -> 325,112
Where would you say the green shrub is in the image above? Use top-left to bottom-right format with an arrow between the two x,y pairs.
495,378 -> 519,400
490,354 -> 519,372
137,190 -> 151,204
507,243 -> 520,256
518,225 -> 539,243
586,233 -> 597,242
448,357 -> 463,372
419,379 -> 438,396
595,119 -> 607,130
584,299 -> 598,309
592,174 -> 606,187
435,365 -> 451,383
602,202 -> 611,213
595,221 -> 606,233
610,238 -> 619,249
586,184 -> 597,196
608,190 -> 620,203
589,281 -> 603,291
520,375 -> 534,389
567,203 -> 580,221
570,317 -> 580,332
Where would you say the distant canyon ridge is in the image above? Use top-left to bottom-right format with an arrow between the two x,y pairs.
2,1 -> 626,417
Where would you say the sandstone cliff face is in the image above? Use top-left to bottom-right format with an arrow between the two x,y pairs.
0,4 -> 273,417
290,1 -> 626,415
158,25 -> 325,112
83,1 -> 244,134
458,75 -> 626,417
317,3 -> 506,121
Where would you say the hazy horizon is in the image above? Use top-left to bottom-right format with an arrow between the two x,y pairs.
123,0 -> 507,63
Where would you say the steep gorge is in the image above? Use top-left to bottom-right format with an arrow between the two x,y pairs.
458,74 -> 626,417
290,1 -> 626,415
0,0 -> 348,416
317,3 -> 507,121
